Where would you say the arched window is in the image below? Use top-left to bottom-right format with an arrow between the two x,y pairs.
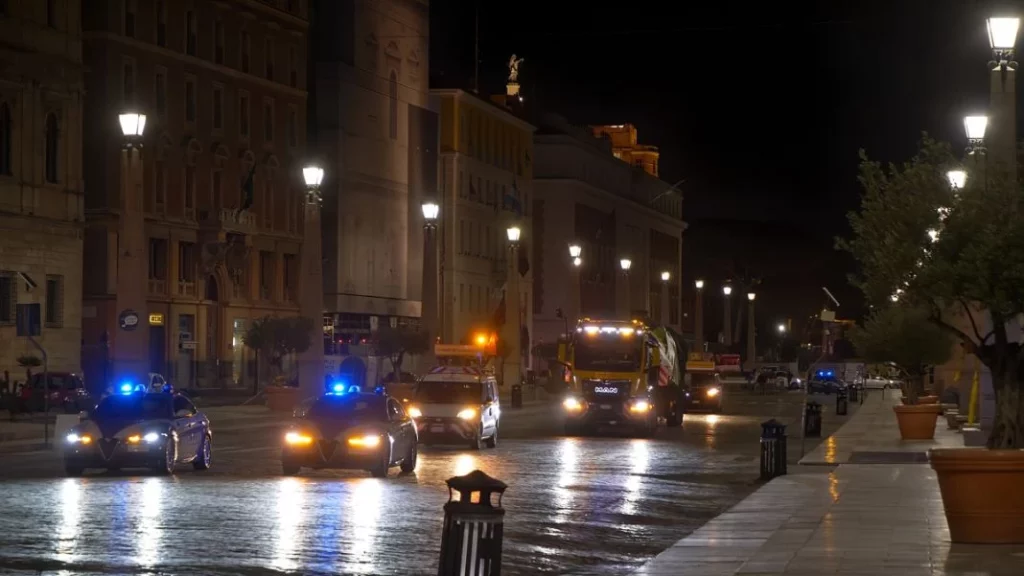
388,71 -> 398,140
44,113 -> 59,183
0,103 -> 11,175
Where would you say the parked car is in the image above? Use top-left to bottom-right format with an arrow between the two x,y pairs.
27,372 -> 93,413
806,369 -> 847,395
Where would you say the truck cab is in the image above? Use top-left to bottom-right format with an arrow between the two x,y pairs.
557,319 -> 681,436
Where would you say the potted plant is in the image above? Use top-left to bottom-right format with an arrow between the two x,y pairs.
850,306 -> 950,439
842,137 -> 1024,543
372,326 -> 430,397
243,316 -> 314,413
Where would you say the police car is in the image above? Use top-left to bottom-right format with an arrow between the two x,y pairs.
406,364 -> 501,450
281,383 -> 418,477
62,382 -> 212,476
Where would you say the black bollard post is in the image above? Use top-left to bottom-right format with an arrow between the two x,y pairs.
848,385 -> 859,403
836,388 -> 848,416
438,470 -> 508,576
760,419 -> 788,480
510,383 -> 523,409
804,401 -> 822,437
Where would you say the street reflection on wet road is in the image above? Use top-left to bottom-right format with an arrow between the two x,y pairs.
0,399 -> 823,576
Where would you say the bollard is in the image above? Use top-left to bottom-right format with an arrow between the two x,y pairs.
760,419 -> 788,480
438,470 -> 507,576
848,385 -> 859,403
836,388 -> 848,416
804,401 -> 822,437
510,383 -> 523,409
860,385 -> 866,405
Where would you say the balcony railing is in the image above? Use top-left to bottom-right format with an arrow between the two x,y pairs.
260,285 -> 272,301
148,278 -> 166,295
178,280 -> 196,297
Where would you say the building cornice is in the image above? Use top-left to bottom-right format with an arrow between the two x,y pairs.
534,176 -> 687,232
430,88 -> 536,133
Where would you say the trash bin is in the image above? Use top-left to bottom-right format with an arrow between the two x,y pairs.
848,385 -> 859,403
510,383 -> 523,409
804,401 -> 822,437
836,388 -> 848,416
437,470 -> 508,576
760,419 -> 787,480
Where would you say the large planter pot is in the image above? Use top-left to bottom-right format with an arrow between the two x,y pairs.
265,386 -> 298,413
893,404 -> 941,440
930,449 -> 1024,544
918,395 -> 939,404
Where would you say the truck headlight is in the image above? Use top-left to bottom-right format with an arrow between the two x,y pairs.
563,397 -> 582,411
629,400 -> 651,413
706,387 -> 720,398
408,406 -> 422,418
457,408 -> 477,420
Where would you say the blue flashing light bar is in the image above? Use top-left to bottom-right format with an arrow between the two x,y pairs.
119,382 -> 134,394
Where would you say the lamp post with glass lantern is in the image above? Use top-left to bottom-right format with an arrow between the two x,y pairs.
568,244 -> 582,328
694,279 -> 705,352
746,292 -> 756,368
986,17 -> 1019,171
660,271 -> 671,327
505,226 -> 523,391
298,165 -> 326,401
722,285 -> 733,347
114,112 -> 149,385
619,258 -> 632,317
420,201 -> 440,363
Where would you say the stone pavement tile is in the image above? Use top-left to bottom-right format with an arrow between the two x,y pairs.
633,561 -> 745,576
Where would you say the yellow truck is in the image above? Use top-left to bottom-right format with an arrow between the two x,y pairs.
557,318 -> 685,436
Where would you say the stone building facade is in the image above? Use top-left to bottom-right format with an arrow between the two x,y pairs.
81,0 -> 309,389
0,1 -> 86,379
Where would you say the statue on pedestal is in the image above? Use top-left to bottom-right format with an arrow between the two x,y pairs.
508,54 -> 524,83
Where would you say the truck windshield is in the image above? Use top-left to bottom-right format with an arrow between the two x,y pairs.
574,338 -> 642,371
689,373 -> 717,388
414,381 -> 482,404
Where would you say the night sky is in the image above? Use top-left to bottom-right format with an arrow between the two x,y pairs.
429,0 -> 1016,341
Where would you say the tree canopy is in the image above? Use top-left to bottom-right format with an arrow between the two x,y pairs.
242,316 -> 315,369
840,136 -> 1024,447
850,306 -> 952,400
373,326 -> 430,383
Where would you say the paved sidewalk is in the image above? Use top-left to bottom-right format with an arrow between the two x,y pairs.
633,464 -> 1024,575
799,388 -> 963,465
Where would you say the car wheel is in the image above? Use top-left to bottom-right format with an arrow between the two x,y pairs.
64,464 -> 84,477
400,442 -> 418,473
468,427 -> 483,451
282,461 -> 301,476
485,427 -> 498,448
369,446 -> 391,478
192,434 -> 212,471
153,437 -> 175,476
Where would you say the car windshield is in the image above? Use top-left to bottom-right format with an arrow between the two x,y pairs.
689,372 -> 717,388
414,381 -> 482,404
307,396 -> 384,421
574,337 -> 642,371
94,394 -> 172,420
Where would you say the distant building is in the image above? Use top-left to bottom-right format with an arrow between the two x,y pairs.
81,0 -> 310,389
592,124 -> 660,177
311,0 -> 437,357
0,2 -> 85,376
431,88 -> 535,377
533,114 -> 685,349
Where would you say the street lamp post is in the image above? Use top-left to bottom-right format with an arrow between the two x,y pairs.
505,226 -> 523,391
987,17 -> 1019,172
746,292 -> 756,369
660,271 -> 671,327
299,165 -> 326,401
421,202 -> 440,363
568,244 -> 582,328
619,258 -> 632,318
114,112 -> 149,386
722,285 -> 733,347
694,279 -> 705,352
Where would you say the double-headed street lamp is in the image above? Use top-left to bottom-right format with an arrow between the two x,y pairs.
421,201 -> 440,355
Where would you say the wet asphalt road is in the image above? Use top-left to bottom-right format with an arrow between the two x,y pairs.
0,389 -> 855,576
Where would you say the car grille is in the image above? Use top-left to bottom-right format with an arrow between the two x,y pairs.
99,438 -> 119,461
582,380 -> 630,400
318,439 -> 338,461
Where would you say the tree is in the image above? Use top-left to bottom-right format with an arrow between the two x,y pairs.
839,135 -> 1024,447
850,306 -> 952,403
373,326 -> 429,385
242,316 -> 315,391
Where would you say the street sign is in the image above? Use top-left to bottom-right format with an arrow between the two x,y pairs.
119,309 -> 140,331
16,303 -> 40,337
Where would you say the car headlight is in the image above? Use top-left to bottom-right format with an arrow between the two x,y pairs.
629,400 -> 651,413
284,431 -> 314,446
144,432 -> 161,444
408,406 -> 422,418
66,433 -> 92,444
347,434 -> 381,448
706,387 -> 720,398
457,408 -> 477,420
562,396 -> 582,411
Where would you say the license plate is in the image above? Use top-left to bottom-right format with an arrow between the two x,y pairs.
600,404 -> 612,410
430,424 -> 444,433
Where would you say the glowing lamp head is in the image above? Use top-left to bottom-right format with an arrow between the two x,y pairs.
747,292 -> 756,301
421,202 -> 439,221
118,113 -> 147,137
619,258 -> 632,271
660,271 -> 670,282
506,226 -> 521,243
723,286 -> 732,296
964,115 -> 988,140
695,279 -> 704,289
946,169 -> 967,189
777,323 -> 786,333
572,257 -> 582,267
987,17 -> 1020,50
568,244 -> 582,258
302,165 -> 325,187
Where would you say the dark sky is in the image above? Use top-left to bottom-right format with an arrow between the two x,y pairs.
429,0 -> 1016,337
